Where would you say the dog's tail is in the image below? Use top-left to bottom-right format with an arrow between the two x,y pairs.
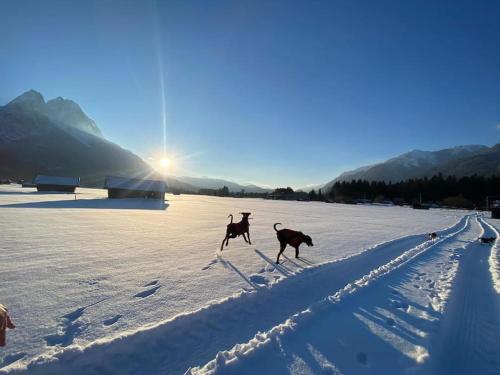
273,223 -> 282,232
228,214 -> 233,224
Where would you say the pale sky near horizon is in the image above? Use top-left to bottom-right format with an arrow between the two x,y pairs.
1,0 -> 499,188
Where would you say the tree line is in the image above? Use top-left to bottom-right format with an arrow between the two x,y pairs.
308,174 -> 499,209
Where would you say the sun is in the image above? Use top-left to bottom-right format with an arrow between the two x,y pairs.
160,158 -> 171,169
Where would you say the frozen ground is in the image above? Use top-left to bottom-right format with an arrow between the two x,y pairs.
0,185 -> 492,374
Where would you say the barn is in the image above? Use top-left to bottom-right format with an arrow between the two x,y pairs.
104,176 -> 167,200
33,175 -> 80,192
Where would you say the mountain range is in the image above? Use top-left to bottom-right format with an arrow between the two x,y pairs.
322,144 -> 500,192
173,176 -> 271,193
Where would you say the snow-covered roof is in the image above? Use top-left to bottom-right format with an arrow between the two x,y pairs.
33,175 -> 80,186
104,176 -> 167,192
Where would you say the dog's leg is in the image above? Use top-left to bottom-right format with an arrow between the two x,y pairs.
242,233 -> 249,243
276,243 -> 286,264
221,236 -> 228,251
295,245 -> 300,259
247,231 -> 252,245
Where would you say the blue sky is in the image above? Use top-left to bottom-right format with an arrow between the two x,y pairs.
1,0 -> 499,188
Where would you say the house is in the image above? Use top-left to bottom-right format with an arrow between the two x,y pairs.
104,176 -> 167,200
33,175 -> 80,192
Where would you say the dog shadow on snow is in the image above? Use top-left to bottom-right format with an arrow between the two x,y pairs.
202,248 -> 317,291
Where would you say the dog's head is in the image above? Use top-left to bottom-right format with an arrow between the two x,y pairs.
240,212 -> 252,219
303,234 -> 314,247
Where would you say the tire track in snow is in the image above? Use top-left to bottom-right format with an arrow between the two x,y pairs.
1,216 -> 470,375
190,215 -> 473,374
480,217 -> 500,294
425,217 -> 500,375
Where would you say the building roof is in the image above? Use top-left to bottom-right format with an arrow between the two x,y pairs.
104,176 -> 167,192
33,175 -> 80,186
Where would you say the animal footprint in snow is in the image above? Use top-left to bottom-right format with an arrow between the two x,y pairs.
134,285 -> 161,298
44,307 -> 87,347
103,314 -> 123,326
265,264 -> 276,273
356,352 -> 368,365
144,280 -> 159,287
202,259 -> 218,270
249,274 -> 269,287
391,299 -> 409,310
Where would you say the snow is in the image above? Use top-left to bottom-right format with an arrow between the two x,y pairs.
32,175 -> 80,187
390,150 -> 437,168
423,217 -> 500,374
104,176 -> 166,192
482,217 -> 500,293
0,185 -> 491,374
191,215 -> 500,375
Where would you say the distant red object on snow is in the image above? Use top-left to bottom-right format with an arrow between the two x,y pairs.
0,304 -> 15,347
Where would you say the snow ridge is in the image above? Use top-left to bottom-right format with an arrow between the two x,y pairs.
480,217 -> 500,294
190,215 -> 472,374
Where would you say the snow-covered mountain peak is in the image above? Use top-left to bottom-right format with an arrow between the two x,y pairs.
46,96 -> 102,137
2,90 -> 103,138
388,149 -> 436,167
448,144 -> 487,155
6,89 -> 46,112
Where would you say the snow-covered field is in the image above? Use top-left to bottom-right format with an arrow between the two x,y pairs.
0,185 -> 497,374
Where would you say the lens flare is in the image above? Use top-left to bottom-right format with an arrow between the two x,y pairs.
160,158 -> 171,169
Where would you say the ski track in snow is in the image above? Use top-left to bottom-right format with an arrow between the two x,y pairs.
481,218 -> 500,294
191,215 -> 500,375
424,216 -> 500,375
1,214 -> 471,374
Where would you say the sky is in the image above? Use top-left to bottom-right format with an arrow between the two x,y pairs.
1,0 -> 499,188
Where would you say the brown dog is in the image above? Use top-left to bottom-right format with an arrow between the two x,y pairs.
274,223 -> 313,264
220,212 -> 252,251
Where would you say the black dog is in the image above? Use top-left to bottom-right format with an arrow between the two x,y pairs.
220,212 -> 252,251
428,232 -> 437,240
274,223 -> 313,264
479,236 -> 496,244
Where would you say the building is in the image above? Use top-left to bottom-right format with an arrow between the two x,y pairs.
33,175 -> 80,192
104,176 -> 167,200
